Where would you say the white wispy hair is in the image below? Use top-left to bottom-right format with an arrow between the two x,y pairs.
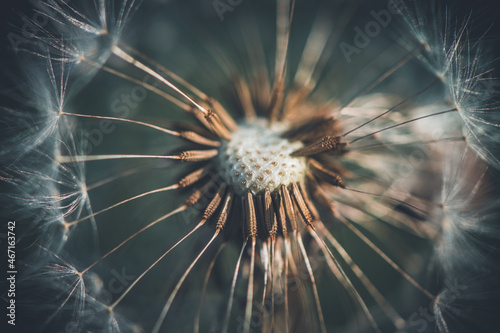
399,0 -> 500,170
20,248 -> 132,333
440,146 -> 500,272
1,140 -> 95,255
2,2 -> 142,164
16,0 -> 142,86
1,57 -> 71,159
397,3 -> 500,330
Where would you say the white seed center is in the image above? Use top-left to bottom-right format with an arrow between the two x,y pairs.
219,120 -> 307,195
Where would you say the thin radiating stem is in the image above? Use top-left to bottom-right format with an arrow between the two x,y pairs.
343,52 -> 417,109
349,136 -> 465,151
57,150 -> 218,163
80,56 -> 190,111
284,237 -> 290,333
194,242 -> 227,333
151,230 -> 220,333
60,112 -> 220,146
243,237 -> 257,333
334,192 -> 435,239
86,167 -> 143,191
341,78 -> 439,138
57,154 -> 181,163
343,187 -> 429,218
293,9 -> 334,87
316,221 -> 405,329
68,184 -> 178,226
81,205 -> 186,274
309,1 -> 360,88
112,45 -> 209,114
309,227 -> 381,333
268,238 -> 277,333
222,239 -> 248,333
260,241 -> 270,328
313,181 -> 435,299
109,219 -> 208,311
269,0 -> 295,120
119,41 -> 208,100
335,214 -> 435,299
291,183 -> 379,331
349,109 -> 458,144
296,231 -> 327,333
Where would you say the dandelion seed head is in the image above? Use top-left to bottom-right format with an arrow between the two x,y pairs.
219,120 -> 307,195
4,0 -> 500,332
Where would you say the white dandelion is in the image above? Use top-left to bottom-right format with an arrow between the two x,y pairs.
2,0 -> 500,333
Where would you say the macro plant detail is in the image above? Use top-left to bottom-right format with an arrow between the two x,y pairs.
2,0 -> 500,332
